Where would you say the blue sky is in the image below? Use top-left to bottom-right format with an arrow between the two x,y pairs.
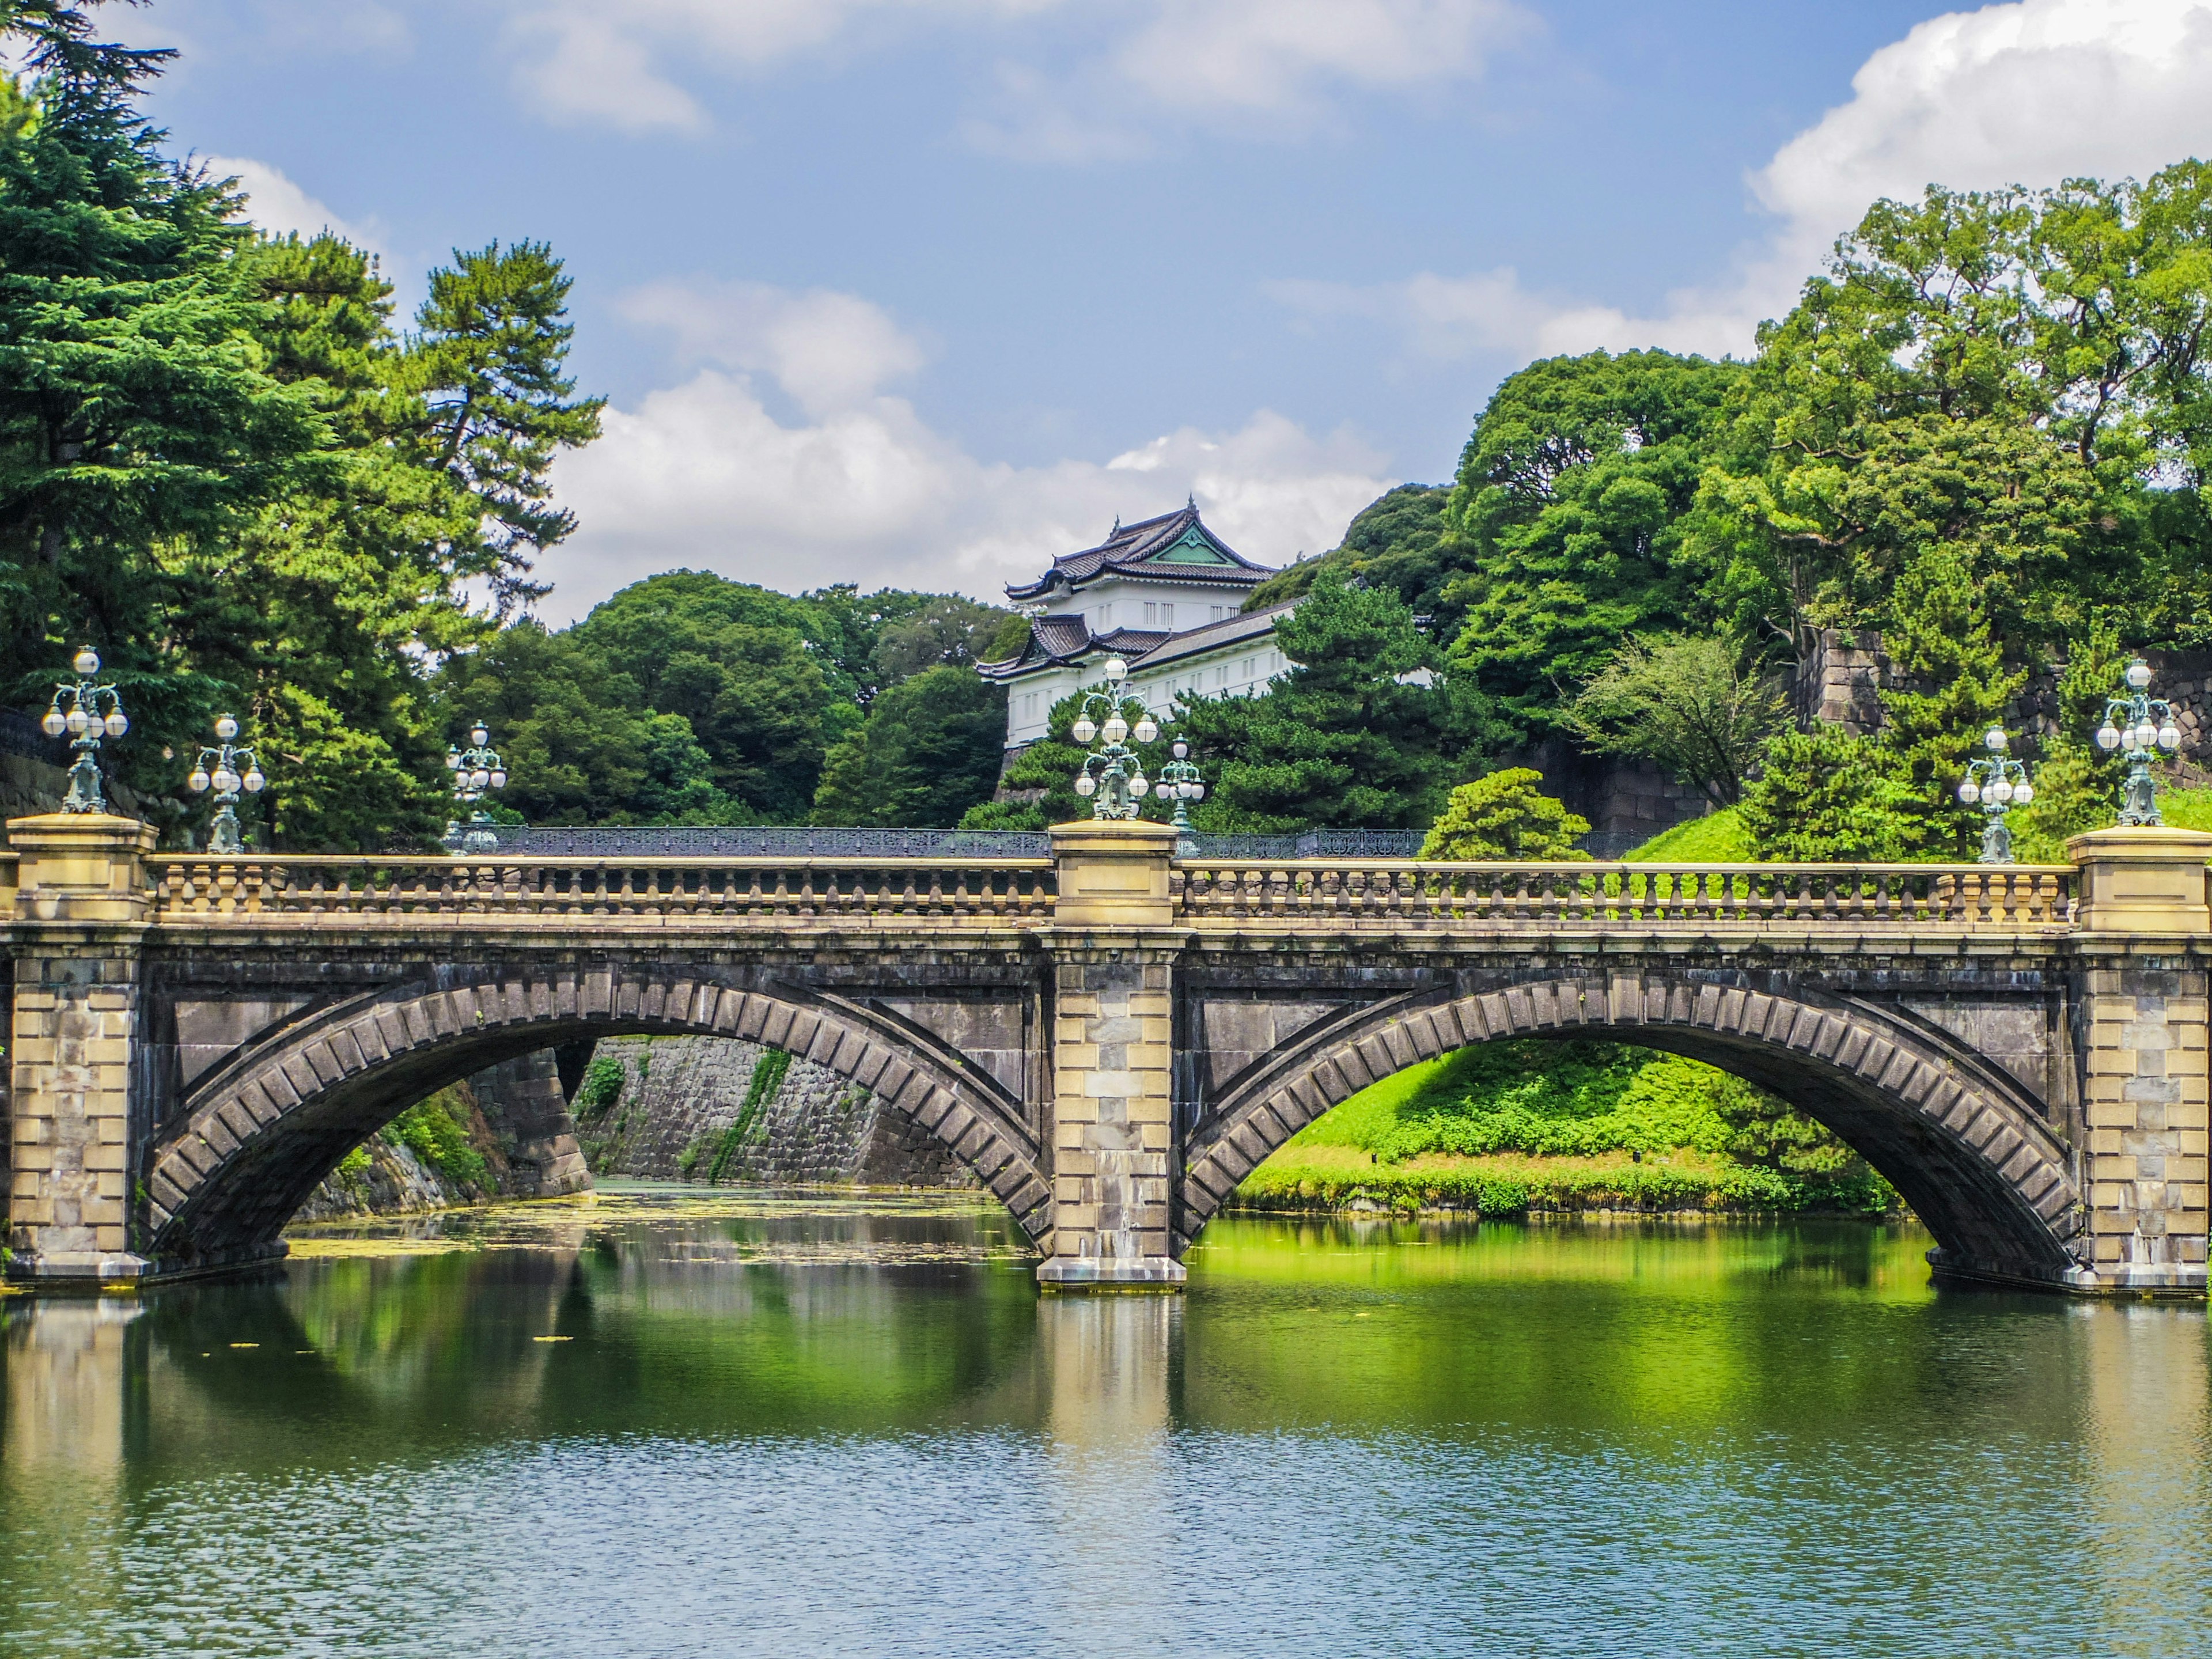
115,0 -> 2212,618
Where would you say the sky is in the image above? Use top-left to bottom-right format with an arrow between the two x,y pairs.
105,0 -> 2212,621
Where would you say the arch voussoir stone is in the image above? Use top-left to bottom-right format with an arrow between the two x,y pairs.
145,964 -> 1048,1273
1177,974 -> 2085,1289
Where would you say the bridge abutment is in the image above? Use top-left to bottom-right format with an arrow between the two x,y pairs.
5,815 -> 156,1283
1038,821 -> 1185,1288
2066,827 -> 2212,1294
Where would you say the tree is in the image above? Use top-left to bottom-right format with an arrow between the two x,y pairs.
433,622 -> 746,825
0,6 -> 325,817
809,665 -> 1005,827
1418,770 -> 1589,861
1176,573 -> 1491,832
1739,729 -> 1923,862
1442,350 -> 1743,740
1874,544 -> 2026,855
1687,173 -> 2212,677
573,571 -> 847,821
1563,634 -> 1786,808
2013,614 -> 2130,860
868,594 -> 1013,688
1243,484 -> 1461,625
395,240 -> 603,614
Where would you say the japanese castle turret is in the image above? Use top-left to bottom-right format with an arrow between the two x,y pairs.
978,502 -> 1290,748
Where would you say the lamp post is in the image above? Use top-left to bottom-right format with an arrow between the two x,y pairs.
2094,658 -> 2182,826
185,715 -> 266,853
1158,738 -> 1206,852
1955,726 -> 2033,865
445,722 -> 510,854
1070,657 -> 1159,821
37,646 -> 128,815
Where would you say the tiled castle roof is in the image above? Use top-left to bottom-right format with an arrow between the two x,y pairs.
1001,502 -> 1272,603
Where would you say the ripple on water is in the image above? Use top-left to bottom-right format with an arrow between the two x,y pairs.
1,1198 -> 2205,1658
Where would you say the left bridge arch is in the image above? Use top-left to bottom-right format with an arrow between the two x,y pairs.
145,964 -> 1052,1275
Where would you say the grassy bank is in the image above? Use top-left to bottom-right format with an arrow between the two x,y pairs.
1231,1043 -> 1898,1219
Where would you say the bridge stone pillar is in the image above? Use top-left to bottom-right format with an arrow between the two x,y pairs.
1039,820 -> 1185,1289
2070,826 -> 2212,1294
5,814 -> 156,1283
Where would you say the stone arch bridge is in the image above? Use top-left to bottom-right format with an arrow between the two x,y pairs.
4,815 -> 2209,1296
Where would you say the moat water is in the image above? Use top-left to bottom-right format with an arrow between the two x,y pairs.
3,1187 -> 2208,1658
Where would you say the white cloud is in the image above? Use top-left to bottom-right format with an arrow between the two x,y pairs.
1115,0 -> 1525,114
618,280 -> 930,416
1277,0 -> 2212,363
498,0 -> 1525,146
204,156 -> 380,252
503,0 -> 1052,134
540,374 -> 1388,621
534,272 -> 1385,619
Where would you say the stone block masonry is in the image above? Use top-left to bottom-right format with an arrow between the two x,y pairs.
1039,949 -> 1182,1285
575,1035 -> 976,1189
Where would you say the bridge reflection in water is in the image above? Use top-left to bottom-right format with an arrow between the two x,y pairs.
4,813 -> 2211,1294
2,1203 -> 2209,1656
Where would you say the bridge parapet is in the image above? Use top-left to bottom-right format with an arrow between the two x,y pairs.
145,853 -> 1056,925
1173,859 -> 2076,930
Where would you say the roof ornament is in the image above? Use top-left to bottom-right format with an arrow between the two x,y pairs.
1110,514 -> 1120,535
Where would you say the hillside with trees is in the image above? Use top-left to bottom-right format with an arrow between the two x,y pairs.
10,2 -> 2212,863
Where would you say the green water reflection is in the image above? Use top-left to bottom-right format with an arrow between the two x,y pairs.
2,1192 -> 2207,1658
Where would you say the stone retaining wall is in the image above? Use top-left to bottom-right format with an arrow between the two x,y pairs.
574,1035 -> 976,1188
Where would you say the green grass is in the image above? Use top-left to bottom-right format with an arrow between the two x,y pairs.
2158,786 -> 2212,832
1238,1039 -> 1897,1217
1620,806 -> 1751,862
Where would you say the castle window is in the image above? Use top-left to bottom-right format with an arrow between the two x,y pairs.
1161,604 -> 1175,627
1143,601 -> 1157,625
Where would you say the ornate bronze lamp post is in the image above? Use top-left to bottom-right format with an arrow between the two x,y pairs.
2094,658 -> 2182,826
185,715 -> 266,853
1158,738 -> 1206,851
1070,658 -> 1159,820
1956,726 -> 2032,865
37,646 -> 128,814
445,722 -> 510,854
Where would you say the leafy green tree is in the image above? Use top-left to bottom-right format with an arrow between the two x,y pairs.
867,594 -> 1012,690
1442,350 -> 1743,740
1418,769 -> 1589,860
810,665 -> 1005,827
801,585 -> 1014,705
433,622 -> 746,825
1739,729 -> 1922,861
1243,484 -> 1461,624
1564,634 -> 1786,808
1688,174 -> 2212,672
574,571 -> 846,820
1177,574 -> 1490,832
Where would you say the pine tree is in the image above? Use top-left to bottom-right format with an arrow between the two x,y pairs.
0,5 -> 323,782
1876,544 -> 2027,857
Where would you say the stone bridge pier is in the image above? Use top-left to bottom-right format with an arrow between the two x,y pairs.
3,813 -> 2211,1296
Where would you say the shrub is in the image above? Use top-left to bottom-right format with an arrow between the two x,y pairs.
385,1089 -> 490,1192
1740,729 -> 1924,861
575,1054 -> 625,1119
1420,768 -> 1590,860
